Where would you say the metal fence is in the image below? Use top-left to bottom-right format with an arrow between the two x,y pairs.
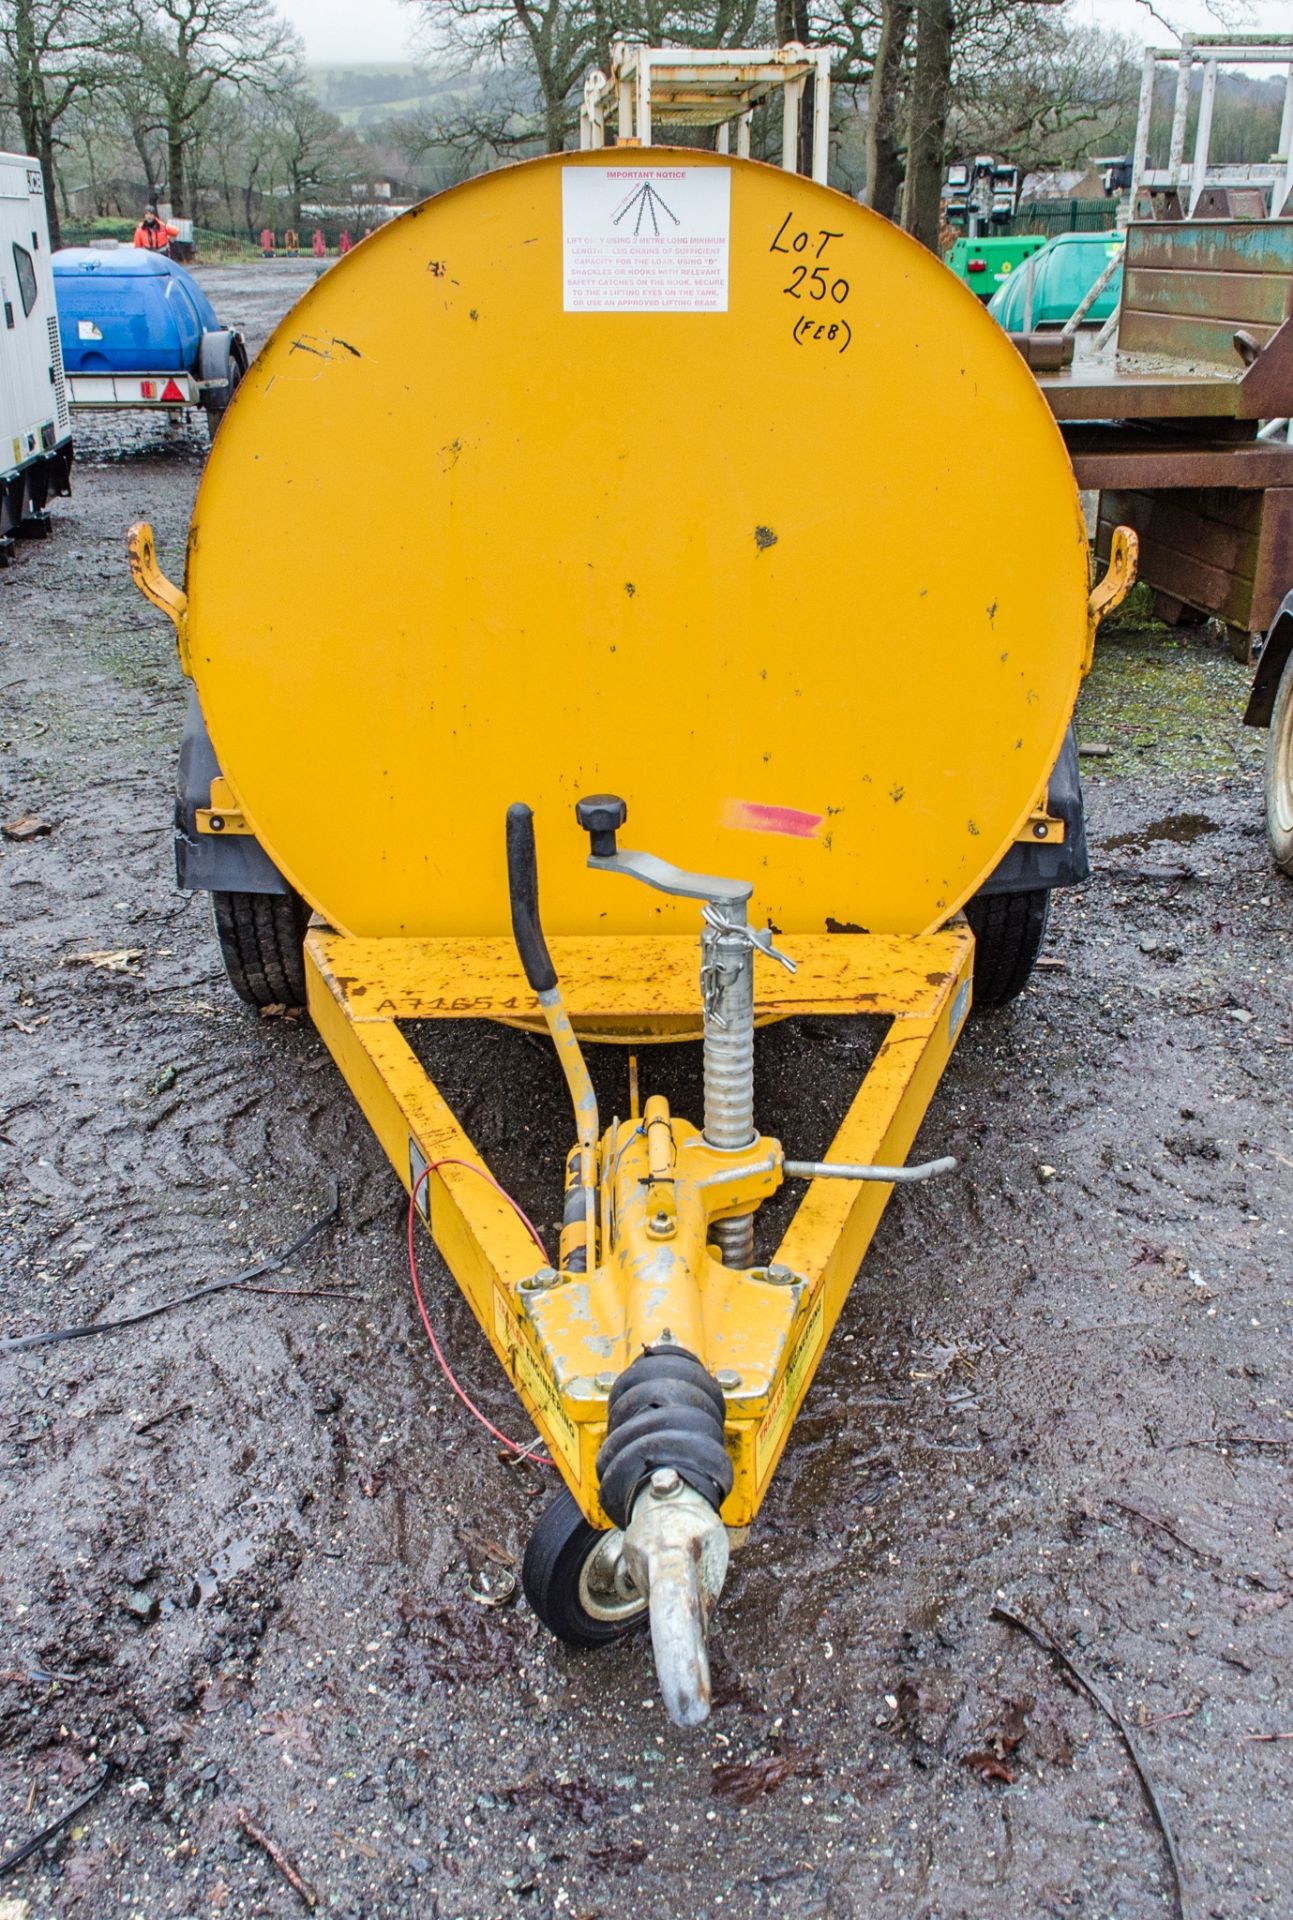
59,216 -> 397,256
59,196 -> 1118,261
1014,199 -> 1119,237
59,220 -> 256,258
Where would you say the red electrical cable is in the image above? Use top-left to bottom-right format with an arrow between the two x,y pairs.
406,1160 -> 553,1465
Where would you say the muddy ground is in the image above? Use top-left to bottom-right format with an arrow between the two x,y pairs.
2,261 -> 1291,1920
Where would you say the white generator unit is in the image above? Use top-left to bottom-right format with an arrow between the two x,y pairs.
0,152 -> 72,562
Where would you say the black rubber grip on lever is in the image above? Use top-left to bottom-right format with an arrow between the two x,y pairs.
506,804 -> 558,995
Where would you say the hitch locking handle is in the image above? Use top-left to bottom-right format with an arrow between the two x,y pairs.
505,802 -> 558,995
506,804 -> 599,1272
783,1155 -> 957,1183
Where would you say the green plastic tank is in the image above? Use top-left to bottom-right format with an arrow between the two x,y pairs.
987,231 -> 1123,330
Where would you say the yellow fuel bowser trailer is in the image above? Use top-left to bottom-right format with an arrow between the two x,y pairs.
130,150 -> 1134,1728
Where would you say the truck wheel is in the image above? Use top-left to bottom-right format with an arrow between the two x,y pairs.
211,889 -> 310,1009
964,889 -> 1051,1008
1266,650 -> 1293,876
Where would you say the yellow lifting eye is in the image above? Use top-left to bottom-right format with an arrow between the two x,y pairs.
1086,524 -> 1139,673
127,520 -> 188,671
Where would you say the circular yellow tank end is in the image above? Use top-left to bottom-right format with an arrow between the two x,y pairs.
186,151 -> 1089,939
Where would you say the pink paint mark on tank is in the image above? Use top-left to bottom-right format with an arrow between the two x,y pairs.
722,799 -> 824,839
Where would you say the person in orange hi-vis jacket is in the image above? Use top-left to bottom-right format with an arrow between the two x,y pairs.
133,206 -> 179,253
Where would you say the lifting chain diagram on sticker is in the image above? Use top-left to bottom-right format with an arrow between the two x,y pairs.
562,166 -> 731,312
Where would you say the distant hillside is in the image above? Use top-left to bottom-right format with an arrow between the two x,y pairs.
309,63 -> 463,128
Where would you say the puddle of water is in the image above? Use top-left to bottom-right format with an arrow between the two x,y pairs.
190,1534 -> 259,1603
1104,811 -> 1219,850
212,1535 -> 257,1580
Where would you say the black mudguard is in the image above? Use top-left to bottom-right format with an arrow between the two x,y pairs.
174,687 -> 288,894
972,725 -> 1089,899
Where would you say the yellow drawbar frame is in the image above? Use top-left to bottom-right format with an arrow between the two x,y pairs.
307,923 -> 973,1531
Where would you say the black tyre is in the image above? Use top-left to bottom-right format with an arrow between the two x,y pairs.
211,888 -> 311,1009
521,1490 -> 646,1648
1266,650 -> 1293,877
964,888 -> 1051,1008
204,340 -> 247,442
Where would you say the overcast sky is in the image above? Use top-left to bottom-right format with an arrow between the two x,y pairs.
1083,0 -> 1293,41
280,0 -> 415,63
278,0 -> 1293,67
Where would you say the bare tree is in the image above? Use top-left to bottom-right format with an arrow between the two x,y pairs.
402,0 -> 772,158
954,18 -> 1138,174
855,0 -> 1117,242
382,59 -> 544,174
863,0 -> 910,216
401,0 -> 1132,239
232,83 -> 284,235
402,0 -> 606,154
900,0 -> 952,248
105,59 -> 168,204
126,0 -> 296,218
0,0 -> 122,241
192,80 -> 252,224
1131,0 -> 1250,38
62,80 -> 139,214
266,72 -> 363,229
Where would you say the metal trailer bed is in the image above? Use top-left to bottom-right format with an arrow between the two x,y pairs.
1012,215 -> 1293,870
1034,217 -> 1293,661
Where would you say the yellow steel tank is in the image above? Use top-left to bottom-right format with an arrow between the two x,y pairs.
183,151 -> 1089,939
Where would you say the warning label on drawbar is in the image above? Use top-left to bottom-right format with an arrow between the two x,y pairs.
562,166 -> 731,313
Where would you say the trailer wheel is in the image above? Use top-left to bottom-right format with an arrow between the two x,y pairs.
204,339 -> 247,442
964,888 -> 1051,1008
1267,651 -> 1293,876
211,889 -> 310,1009
522,1490 -> 647,1648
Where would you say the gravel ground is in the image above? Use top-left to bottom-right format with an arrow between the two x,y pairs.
1,261 -> 1291,1920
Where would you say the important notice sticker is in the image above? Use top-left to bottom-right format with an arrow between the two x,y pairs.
563,166 -> 730,313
